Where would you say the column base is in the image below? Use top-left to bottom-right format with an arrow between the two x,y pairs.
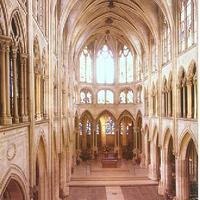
148,164 -> 158,180
158,180 -> 165,195
0,116 -> 12,125
13,117 -> 19,124
20,115 -> 29,122
35,113 -> 42,121
59,184 -> 69,198
187,114 -> 192,119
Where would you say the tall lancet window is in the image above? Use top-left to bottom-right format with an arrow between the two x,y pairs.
80,47 -> 92,83
162,18 -> 171,64
119,45 -> 133,83
96,45 -> 114,84
179,0 -> 195,52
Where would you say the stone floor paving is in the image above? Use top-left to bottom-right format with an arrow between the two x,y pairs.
121,186 -> 164,200
67,186 -> 107,200
67,186 -> 164,200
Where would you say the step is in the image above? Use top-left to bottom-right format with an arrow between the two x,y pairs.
69,179 -> 158,186
71,176 -> 149,181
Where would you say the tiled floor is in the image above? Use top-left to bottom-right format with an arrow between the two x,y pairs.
67,186 -> 107,200
121,186 -> 164,200
67,186 -> 164,200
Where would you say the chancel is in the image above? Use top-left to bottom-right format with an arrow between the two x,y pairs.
0,0 -> 198,200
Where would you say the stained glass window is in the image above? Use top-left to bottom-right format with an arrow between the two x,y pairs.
179,0 -> 195,52
96,121 -> 100,135
97,90 -> 114,104
86,120 -> 91,135
120,89 -> 134,104
120,92 -> 126,103
79,122 -> 82,135
80,89 -> 92,104
127,90 -> 134,103
162,19 -> 171,64
119,46 -> 133,83
80,47 -> 92,83
105,117 -> 115,135
96,45 -> 114,84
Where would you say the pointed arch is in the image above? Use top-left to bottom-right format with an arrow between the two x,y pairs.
118,110 -> 135,122
0,166 -> 28,200
96,109 -> 116,123
163,128 -> 172,147
0,0 -> 8,35
135,110 -> 142,126
9,9 -> 26,52
179,130 -> 198,159
80,110 -> 93,122
187,60 -> 197,79
168,72 -> 173,89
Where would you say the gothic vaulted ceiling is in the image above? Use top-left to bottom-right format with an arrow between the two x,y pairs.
55,0 -> 173,64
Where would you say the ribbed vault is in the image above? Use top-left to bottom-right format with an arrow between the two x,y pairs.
54,0 -> 174,71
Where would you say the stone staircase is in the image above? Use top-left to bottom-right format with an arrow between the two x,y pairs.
70,160 -> 158,186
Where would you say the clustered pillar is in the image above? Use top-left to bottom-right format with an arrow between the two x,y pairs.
0,37 -> 28,125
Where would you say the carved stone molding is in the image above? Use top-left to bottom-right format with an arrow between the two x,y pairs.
7,143 -> 16,161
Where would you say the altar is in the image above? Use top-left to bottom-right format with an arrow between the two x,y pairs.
101,153 -> 118,168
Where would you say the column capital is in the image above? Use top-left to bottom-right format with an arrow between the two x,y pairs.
11,46 -> 18,57
186,78 -> 193,86
0,42 -> 6,51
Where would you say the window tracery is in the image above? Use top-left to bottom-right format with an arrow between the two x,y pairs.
119,45 -> 133,83
119,89 -> 134,104
179,0 -> 195,52
96,45 -> 114,84
80,89 -> 92,104
105,117 -> 115,135
97,90 -> 114,104
162,18 -> 171,64
80,46 -> 92,83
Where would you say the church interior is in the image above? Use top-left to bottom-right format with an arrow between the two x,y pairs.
0,0 -> 198,199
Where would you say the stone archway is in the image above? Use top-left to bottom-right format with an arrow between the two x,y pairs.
186,140 -> 198,199
167,137 -> 176,196
149,126 -> 161,181
2,179 -> 25,200
143,125 -> 150,168
35,137 -> 48,200
177,132 -> 198,200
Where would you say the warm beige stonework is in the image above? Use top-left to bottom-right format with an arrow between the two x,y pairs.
0,0 -> 198,200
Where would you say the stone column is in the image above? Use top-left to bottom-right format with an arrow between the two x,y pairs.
77,128 -> 80,150
23,56 -> 28,120
12,46 -> 19,123
193,77 -> 197,119
148,142 -> 158,180
187,79 -> 192,118
35,73 -> 39,119
134,127 -> 138,150
182,81 -> 186,118
168,90 -> 171,117
122,121 -> 127,146
82,123 -> 87,150
19,55 -> 25,121
165,90 -> 168,117
176,158 -> 188,200
5,42 -> 12,123
177,83 -> 182,117
0,42 -> 7,124
38,74 -> 42,118
161,92 -> 165,116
